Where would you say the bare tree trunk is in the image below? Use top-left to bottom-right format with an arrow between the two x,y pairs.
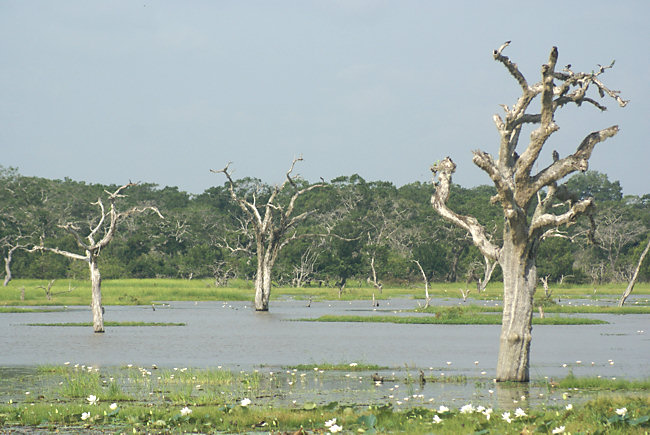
413,259 -> 431,308
496,239 -> 536,382
89,254 -> 104,332
3,255 -> 11,286
479,256 -> 498,292
619,237 -> 650,307
254,252 -> 274,311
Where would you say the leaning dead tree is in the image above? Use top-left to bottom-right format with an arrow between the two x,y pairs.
2,233 -> 30,286
431,43 -> 627,382
619,236 -> 650,307
30,183 -> 163,332
213,157 -> 325,311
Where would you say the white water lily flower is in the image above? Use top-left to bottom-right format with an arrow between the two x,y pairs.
552,426 -> 566,434
514,407 -> 527,418
109,403 -> 118,411
615,407 -> 627,416
81,411 -> 91,420
437,405 -> 449,413
329,424 -> 343,433
180,406 -> 192,416
565,403 -> 573,410
432,415 -> 442,424
240,398 -> 251,407
476,405 -> 486,413
483,408 -> 493,420
324,418 -> 337,427
86,395 -> 98,405
502,411 -> 512,423
460,404 -> 475,414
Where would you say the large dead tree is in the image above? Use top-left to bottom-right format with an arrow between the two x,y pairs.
30,183 -> 163,332
619,236 -> 650,307
213,157 -> 324,311
431,43 -> 627,382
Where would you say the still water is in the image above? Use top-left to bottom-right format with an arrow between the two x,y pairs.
1,298 -> 647,380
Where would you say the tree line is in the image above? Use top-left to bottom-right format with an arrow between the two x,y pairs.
2,165 -> 648,289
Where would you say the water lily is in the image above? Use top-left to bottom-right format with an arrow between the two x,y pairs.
552,426 -> 566,434
329,424 -> 343,433
180,406 -> 192,416
615,407 -> 627,416
86,395 -> 98,405
240,398 -> 251,407
325,418 -> 337,427
81,411 -> 91,420
502,411 -> 512,423
438,405 -> 449,413
482,408 -> 493,420
460,404 -> 475,414
514,407 -> 527,418
565,403 -> 573,411
432,415 -> 442,424
109,403 -> 118,411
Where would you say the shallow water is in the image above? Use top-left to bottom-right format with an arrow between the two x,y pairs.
1,298 -> 648,407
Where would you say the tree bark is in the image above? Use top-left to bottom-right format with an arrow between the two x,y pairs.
254,255 -> 273,311
496,237 -> 537,381
618,237 -> 650,307
89,253 -> 104,332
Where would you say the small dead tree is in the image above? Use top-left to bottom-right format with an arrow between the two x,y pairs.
213,157 -> 324,311
619,236 -> 650,306
2,237 -> 29,286
431,43 -> 626,382
292,244 -> 320,288
413,259 -> 431,308
30,183 -> 163,332
37,279 -> 55,300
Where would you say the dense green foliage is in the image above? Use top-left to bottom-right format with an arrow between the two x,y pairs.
1,166 -> 648,287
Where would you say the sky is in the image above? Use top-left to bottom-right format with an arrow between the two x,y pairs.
1,0 -> 649,196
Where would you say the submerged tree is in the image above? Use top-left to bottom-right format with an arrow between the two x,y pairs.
30,183 -> 163,332
214,157 -> 325,311
431,43 -> 627,381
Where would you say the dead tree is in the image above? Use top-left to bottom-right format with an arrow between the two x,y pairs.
30,183 -> 163,332
431,43 -> 627,382
213,157 -> 324,311
619,236 -> 650,306
413,259 -> 431,308
2,236 -> 29,286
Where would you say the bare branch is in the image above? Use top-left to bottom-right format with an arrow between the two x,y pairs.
431,157 -> 500,261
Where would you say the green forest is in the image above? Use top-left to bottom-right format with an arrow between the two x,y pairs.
1,165 -> 649,288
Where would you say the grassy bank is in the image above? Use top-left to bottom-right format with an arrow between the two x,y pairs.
1,278 -> 648,307
301,314 -> 608,325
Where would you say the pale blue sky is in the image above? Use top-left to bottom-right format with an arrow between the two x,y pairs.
1,1 -> 648,195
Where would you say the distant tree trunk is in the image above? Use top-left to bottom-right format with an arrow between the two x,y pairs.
3,244 -> 23,286
618,237 -> 650,307
89,254 -> 104,332
413,259 -> 431,308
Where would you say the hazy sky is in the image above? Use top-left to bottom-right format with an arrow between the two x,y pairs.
2,1 -> 648,195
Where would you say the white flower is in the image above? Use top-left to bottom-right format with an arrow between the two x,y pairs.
349,362 -> 358,367
329,424 -> 343,433
81,411 -> 91,420
109,403 -> 118,411
514,407 -> 527,418
565,403 -> 573,411
180,406 -> 192,416
86,395 -> 98,405
482,408 -> 493,420
552,426 -> 566,434
615,407 -> 627,416
432,414 -> 442,424
438,405 -> 449,413
460,404 -> 475,414
324,417 -> 337,427
476,405 -> 486,413
502,411 -> 512,423
240,398 -> 251,407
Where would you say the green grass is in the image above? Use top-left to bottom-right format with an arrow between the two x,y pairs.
2,278 -> 648,307
557,374 -> 650,391
0,307 -> 67,313
301,314 -> 608,325
416,304 -> 650,315
26,321 -> 185,327
2,366 -> 650,434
